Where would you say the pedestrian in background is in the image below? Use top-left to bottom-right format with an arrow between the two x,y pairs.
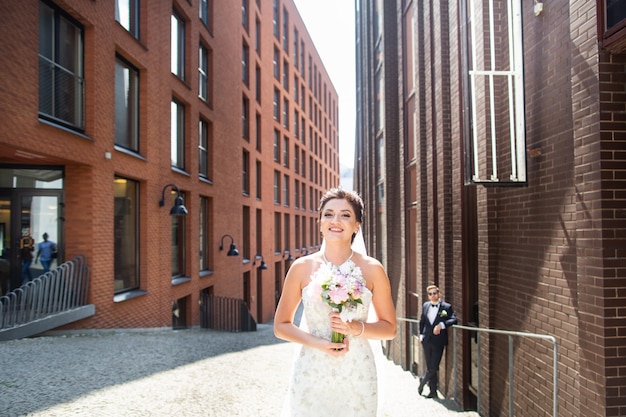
35,232 -> 56,274
20,231 -> 35,285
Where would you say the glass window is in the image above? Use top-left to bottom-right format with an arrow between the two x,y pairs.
199,196 -> 211,271
273,88 -> 280,120
114,177 -> 139,293
606,0 -> 626,31
273,47 -> 280,80
255,65 -> 261,103
466,0 -> 526,185
283,97 -> 289,128
282,7 -> 289,51
255,18 -> 261,52
274,170 -> 280,204
272,0 -> 279,38
199,118 -> 211,180
256,160 -> 262,199
115,0 -> 139,38
171,11 -> 185,80
171,98 -> 185,169
273,129 -> 280,161
283,59 -> 289,89
38,1 -> 85,130
242,95 -> 249,140
199,44 -> 211,103
255,112 -> 261,150
293,28 -> 299,68
242,41 -> 249,85
199,0 -> 212,31
242,0 -> 248,30
114,56 -> 139,152
242,150 -> 250,195
283,136 -> 289,167
283,174 -> 289,206
171,192 -> 186,278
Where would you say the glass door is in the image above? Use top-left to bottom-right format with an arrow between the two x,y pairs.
0,189 -> 63,296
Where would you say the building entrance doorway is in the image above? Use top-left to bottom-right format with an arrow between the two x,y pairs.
0,167 -> 64,295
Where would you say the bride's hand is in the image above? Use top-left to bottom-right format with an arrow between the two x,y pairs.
329,311 -> 351,335
325,337 -> 350,357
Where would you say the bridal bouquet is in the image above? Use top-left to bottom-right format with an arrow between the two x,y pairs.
313,259 -> 367,344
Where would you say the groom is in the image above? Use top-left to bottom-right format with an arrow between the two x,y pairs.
418,285 -> 457,398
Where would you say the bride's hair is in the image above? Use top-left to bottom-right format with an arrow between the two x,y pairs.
318,188 -> 364,245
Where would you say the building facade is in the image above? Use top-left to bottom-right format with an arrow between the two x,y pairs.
355,0 -> 626,416
0,0 -> 339,329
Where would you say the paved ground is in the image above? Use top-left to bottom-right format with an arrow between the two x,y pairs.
0,323 -> 480,417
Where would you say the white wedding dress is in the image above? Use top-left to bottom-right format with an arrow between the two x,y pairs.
281,258 -> 379,417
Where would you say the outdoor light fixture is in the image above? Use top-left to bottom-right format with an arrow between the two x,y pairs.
159,183 -> 188,216
253,254 -> 268,270
219,234 -> 239,256
283,249 -> 294,262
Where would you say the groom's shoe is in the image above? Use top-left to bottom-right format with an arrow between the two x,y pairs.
426,387 -> 438,398
417,379 -> 425,395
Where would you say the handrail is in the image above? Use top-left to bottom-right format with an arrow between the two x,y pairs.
0,255 -> 91,329
452,324 -> 558,417
393,317 -> 558,417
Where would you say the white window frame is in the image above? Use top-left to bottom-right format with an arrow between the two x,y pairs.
466,0 -> 527,185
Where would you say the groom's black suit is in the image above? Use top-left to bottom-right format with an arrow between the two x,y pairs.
419,300 -> 457,396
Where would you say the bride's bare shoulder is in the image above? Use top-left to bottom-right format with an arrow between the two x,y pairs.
285,253 -> 323,280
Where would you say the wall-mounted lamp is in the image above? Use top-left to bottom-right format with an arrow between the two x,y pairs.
253,254 -> 268,270
219,234 -> 239,256
283,250 -> 294,262
159,183 -> 188,216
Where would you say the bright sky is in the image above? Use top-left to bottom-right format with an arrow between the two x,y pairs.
293,0 -> 356,170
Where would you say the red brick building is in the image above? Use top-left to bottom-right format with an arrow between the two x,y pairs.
355,0 -> 626,416
0,0 -> 338,329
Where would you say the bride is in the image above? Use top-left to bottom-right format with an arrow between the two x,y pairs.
274,188 -> 397,416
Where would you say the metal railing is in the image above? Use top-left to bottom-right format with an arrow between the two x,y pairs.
0,255 -> 91,329
393,317 -> 558,417
452,325 -> 558,417
199,293 -> 256,332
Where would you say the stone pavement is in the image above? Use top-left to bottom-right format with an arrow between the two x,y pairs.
0,323 -> 480,417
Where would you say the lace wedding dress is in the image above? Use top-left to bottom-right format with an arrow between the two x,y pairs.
281,258 -> 378,417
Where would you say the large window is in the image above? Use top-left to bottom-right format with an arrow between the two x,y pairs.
115,0 -> 139,38
272,0 -> 279,38
171,192 -> 186,279
273,88 -> 280,120
171,11 -> 185,80
242,0 -> 249,30
282,7 -> 289,51
242,41 -> 249,85
256,160 -> 262,199
199,196 -> 211,272
114,177 -> 139,293
38,1 -> 85,130
601,0 -> 626,49
283,174 -> 289,207
114,56 -> 139,152
171,98 -> 185,169
199,118 -> 211,180
273,47 -> 280,80
199,0 -> 212,31
242,150 -> 250,195
199,43 -> 211,103
274,170 -> 280,204
242,96 -> 250,140
464,0 -> 526,185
